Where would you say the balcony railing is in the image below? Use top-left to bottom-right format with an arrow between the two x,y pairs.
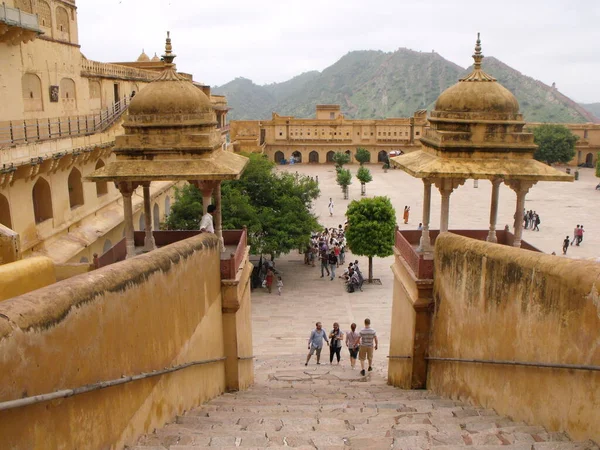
81,60 -> 160,82
0,3 -> 41,33
0,97 -> 130,148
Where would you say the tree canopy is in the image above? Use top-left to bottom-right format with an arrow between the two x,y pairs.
356,166 -> 373,196
354,147 -> 371,165
336,168 -> 352,199
532,124 -> 578,165
596,153 -> 600,178
332,151 -> 351,170
345,196 -> 396,282
166,153 -> 321,259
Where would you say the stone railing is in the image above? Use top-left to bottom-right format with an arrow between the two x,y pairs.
0,3 -> 40,32
81,59 -> 159,82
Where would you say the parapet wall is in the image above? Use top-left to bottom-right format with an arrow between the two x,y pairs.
429,234 -> 600,442
0,233 -> 227,449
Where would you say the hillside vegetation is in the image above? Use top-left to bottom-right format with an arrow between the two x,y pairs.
214,49 -> 594,124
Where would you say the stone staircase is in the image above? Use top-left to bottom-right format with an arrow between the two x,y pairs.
132,356 -> 598,450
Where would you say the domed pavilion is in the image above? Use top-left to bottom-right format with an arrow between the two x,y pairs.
87,32 -> 248,257
391,34 -> 572,252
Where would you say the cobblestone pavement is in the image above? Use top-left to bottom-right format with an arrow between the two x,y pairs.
132,164 -> 599,449
133,356 -> 598,449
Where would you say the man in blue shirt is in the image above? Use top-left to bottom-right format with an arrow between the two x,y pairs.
305,322 -> 329,366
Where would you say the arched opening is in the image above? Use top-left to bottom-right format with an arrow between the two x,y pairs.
139,213 -> 145,231
36,1 -> 52,29
15,0 -> 33,13
165,196 -> 171,216
95,160 -> 108,196
88,79 -> 102,110
274,151 -> 284,164
103,239 -> 113,254
378,150 -> 388,162
586,152 -> 594,167
326,151 -> 335,163
60,78 -> 77,108
22,73 -> 43,112
153,203 -> 160,231
55,6 -> 70,41
79,256 -> 89,263
292,151 -> 302,163
0,194 -> 12,229
32,177 -> 53,223
68,168 -> 84,209
309,151 -> 319,163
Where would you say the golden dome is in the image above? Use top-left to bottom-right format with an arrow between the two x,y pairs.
127,33 -> 213,118
151,53 -> 160,62
434,34 -> 520,116
137,50 -> 150,62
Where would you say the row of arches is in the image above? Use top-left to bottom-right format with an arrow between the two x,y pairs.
273,150 -> 390,164
22,74 -> 77,112
138,195 -> 171,232
0,160 -> 109,228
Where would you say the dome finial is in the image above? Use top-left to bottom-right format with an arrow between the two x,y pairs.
162,31 -> 176,67
473,32 -> 483,70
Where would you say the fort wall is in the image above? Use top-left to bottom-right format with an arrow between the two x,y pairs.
428,233 -> 600,442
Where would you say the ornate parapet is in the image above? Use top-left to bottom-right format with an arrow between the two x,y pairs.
81,59 -> 160,82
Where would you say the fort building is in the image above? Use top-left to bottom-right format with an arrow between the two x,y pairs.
0,0 -> 230,266
230,105 -> 428,164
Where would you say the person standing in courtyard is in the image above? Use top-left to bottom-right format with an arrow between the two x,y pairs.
579,225 -> 585,245
200,204 -> 216,233
329,322 -> 343,365
328,249 -> 338,280
358,318 -> 378,376
306,322 -> 329,366
265,267 -> 274,294
328,198 -> 334,217
277,276 -> 283,296
345,323 -> 360,369
403,206 -> 410,224
320,246 -> 330,278
562,236 -> 570,255
571,225 -> 580,246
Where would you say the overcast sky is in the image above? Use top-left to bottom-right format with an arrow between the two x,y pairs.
78,0 -> 600,103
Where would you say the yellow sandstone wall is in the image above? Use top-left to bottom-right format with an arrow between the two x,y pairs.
0,233 -> 227,450
0,256 -> 55,301
428,233 -> 600,442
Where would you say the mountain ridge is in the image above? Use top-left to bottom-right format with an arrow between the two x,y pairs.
214,49 -> 596,124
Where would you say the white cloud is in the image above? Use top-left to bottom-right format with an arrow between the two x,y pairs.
78,0 -> 600,102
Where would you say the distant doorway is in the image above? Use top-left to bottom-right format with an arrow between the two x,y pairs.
113,83 -> 120,105
378,150 -> 388,162
309,151 -> 319,163
586,152 -> 594,167
292,151 -> 302,163
274,151 -> 284,164
326,151 -> 335,163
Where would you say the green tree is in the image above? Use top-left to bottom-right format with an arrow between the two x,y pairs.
336,168 -> 352,199
332,151 -> 351,170
167,153 -> 321,260
356,166 -> 372,196
532,124 -> 578,165
354,147 -> 371,165
596,153 -> 600,178
345,196 -> 396,282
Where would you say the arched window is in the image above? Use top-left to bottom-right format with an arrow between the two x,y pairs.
36,1 -> 52,29
153,203 -> 160,230
15,0 -> 33,13
32,177 -> 53,223
68,168 -> 84,209
139,213 -> 145,231
326,151 -> 335,163
95,160 -> 108,196
292,151 -> 302,163
22,73 -> 43,112
309,151 -> 319,163
586,152 -> 594,167
0,193 -> 12,229
88,80 -> 101,99
60,78 -> 76,100
165,196 -> 171,216
55,6 -> 70,41
102,239 -> 113,254
274,151 -> 284,164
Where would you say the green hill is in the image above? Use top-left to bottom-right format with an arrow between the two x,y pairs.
580,103 -> 600,120
214,49 -> 594,123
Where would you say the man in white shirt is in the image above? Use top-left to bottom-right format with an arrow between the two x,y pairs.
200,204 -> 216,233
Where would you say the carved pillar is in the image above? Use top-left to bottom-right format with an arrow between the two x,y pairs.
142,182 -> 156,252
418,178 -> 432,252
117,181 -> 139,258
506,179 -> 535,248
487,178 -> 501,243
435,178 -> 465,233
214,181 -> 224,251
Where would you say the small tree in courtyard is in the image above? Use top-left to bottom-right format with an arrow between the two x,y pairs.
596,153 -> 600,178
356,166 -> 372,196
354,147 -> 371,166
336,168 -> 352,199
332,151 -> 351,170
345,196 -> 396,283
532,124 -> 578,165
